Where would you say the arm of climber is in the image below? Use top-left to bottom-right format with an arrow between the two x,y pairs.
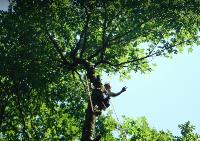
107,87 -> 127,97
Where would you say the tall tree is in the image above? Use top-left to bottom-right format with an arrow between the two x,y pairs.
0,0 -> 200,140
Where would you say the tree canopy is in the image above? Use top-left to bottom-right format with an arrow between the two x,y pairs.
0,0 -> 200,140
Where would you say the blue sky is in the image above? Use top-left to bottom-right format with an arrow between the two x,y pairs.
1,0 -> 199,136
103,47 -> 200,135
0,0 -> 8,11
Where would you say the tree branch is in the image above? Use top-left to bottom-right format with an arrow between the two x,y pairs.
87,6 -> 127,61
48,33 -> 73,69
71,6 -> 90,59
88,10 -> 147,63
80,7 -> 90,58
100,2 -> 108,61
74,70 -> 87,91
96,38 -> 193,68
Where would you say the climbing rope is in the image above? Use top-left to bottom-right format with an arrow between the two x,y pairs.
110,101 -> 128,141
85,76 -> 95,113
110,101 -> 120,122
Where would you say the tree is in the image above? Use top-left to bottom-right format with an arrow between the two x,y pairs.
0,0 -> 200,140
175,121 -> 200,141
95,115 -> 200,141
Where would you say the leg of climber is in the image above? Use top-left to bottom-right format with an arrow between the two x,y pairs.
93,135 -> 101,141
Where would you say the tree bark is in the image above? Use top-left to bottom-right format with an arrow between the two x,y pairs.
71,58 -> 102,140
81,68 -> 102,140
81,101 -> 97,141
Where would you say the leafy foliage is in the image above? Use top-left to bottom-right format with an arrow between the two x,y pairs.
175,121 -> 200,141
0,0 -> 200,140
92,114 -> 200,141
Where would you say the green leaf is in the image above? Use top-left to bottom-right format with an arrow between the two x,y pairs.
188,47 -> 193,53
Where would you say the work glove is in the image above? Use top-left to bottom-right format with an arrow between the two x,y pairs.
121,86 -> 127,92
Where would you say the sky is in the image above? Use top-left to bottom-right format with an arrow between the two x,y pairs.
103,47 -> 200,135
1,0 -> 200,136
0,0 -> 8,11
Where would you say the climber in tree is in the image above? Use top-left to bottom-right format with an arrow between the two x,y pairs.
91,75 -> 127,115
99,83 -> 127,110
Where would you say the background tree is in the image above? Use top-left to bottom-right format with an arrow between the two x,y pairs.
0,0 -> 200,140
174,121 -> 200,141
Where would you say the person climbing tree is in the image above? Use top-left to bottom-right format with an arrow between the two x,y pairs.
102,83 -> 127,109
91,79 -> 127,115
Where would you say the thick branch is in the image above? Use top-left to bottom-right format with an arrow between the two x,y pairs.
48,33 -> 73,69
88,8 -> 127,61
71,6 -> 90,59
80,7 -> 90,58
97,38 -> 193,68
88,15 -> 148,63
99,2 -> 108,62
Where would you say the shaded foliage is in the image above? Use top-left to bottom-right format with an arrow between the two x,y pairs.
0,0 -> 200,140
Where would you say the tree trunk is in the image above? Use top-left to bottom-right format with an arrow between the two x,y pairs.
78,60 -> 102,141
81,101 -> 96,141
